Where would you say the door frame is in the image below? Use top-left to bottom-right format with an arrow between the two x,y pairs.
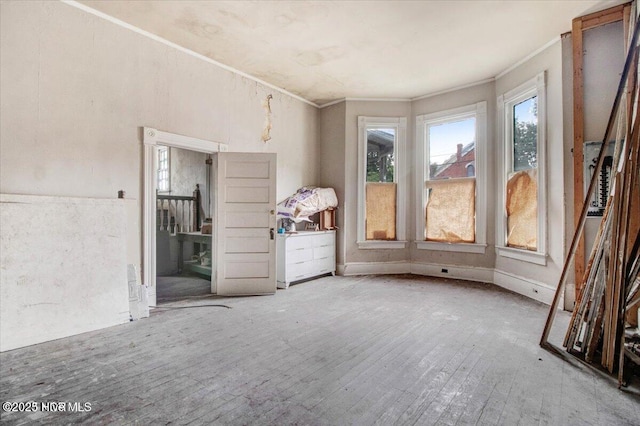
142,127 -> 228,306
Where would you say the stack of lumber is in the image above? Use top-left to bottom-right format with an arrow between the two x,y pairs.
563,102 -> 640,382
542,15 -> 640,387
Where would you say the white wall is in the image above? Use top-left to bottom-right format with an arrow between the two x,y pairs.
494,39 -> 565,303
319,102 -> 347,266
0,1 -> 318,350
583,21 -> 625,142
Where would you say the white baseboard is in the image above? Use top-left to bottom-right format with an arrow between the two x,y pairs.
493,269 -> 559,305
336,260 -> 560,306
410,262 -> 494,284
340,261 -> 411,276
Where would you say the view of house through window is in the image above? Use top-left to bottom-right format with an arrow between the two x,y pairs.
425,117 -> 476,243
507,95 -> 538,251
366,128 -> 396,240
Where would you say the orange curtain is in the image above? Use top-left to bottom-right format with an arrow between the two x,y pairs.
366,182 -> 396,240
426,179 -> 475,243
506,169 -> 537,250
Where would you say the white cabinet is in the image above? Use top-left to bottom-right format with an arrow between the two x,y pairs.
277,230 -> 336,289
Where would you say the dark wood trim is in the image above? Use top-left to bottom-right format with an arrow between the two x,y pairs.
572,17 -> 586,297
571,3 -> 631,302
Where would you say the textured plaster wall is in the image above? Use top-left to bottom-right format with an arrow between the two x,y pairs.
0,1 -> 318,202
319,102 -> 347,265
0,1 -> 318,349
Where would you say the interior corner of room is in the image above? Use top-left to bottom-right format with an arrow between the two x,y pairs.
1,0 -> 639,418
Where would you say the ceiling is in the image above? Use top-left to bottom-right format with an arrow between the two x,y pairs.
80,0 -> 625,107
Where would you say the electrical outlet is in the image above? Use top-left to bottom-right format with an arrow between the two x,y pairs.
441,268 -> 448,273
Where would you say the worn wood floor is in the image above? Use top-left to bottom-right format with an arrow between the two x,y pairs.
156,275 -> 211,304
1,275 -> 639,425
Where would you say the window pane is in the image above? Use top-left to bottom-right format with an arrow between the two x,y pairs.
428,117 -> 475,180
157,146 -> 169,192
513,96 -> 537,171
367,128 -> 395,182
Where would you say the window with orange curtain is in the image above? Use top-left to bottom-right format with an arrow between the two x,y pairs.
365,128 -> 396,240
357,117 -> 407,248
506,95 -> 538,251
425,116 -> 477,243
497,72 -> 546,262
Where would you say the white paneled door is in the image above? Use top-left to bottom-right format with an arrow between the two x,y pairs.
212,152 -> 277,296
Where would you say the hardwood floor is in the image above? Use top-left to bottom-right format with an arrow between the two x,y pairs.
156,275 -> 212,304
1,275 -> 638,425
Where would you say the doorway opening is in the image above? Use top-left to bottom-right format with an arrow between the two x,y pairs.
155,145 -> 212,304
142,127 -> 227,306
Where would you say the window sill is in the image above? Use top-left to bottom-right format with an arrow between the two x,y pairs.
357,240 -> 408,249
496,246 -> 547,266
416,241 -> 486,254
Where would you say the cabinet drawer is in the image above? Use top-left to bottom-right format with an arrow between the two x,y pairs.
286,236 -> 309,251
286,247 -> 313,264
314,256 -> 335,275
312,233 -> 334,247
286,261 -> 314,281
313,244 -> 335,260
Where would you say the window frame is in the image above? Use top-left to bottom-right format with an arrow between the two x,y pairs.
415,101 -> 487,254
156,146 -> 171,193
357,116 -> 407,249
496,72 -> 547,265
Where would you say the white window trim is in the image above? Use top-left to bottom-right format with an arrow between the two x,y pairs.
496,72 -> 547,265
415,101 -> 487,254
357,116 -> 408,249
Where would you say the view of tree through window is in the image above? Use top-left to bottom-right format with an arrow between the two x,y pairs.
513,96 -> 537,171
365,128 -> 396,240
366,128 -> 395,182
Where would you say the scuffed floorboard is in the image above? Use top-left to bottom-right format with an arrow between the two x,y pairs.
1,275 -> 639,425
